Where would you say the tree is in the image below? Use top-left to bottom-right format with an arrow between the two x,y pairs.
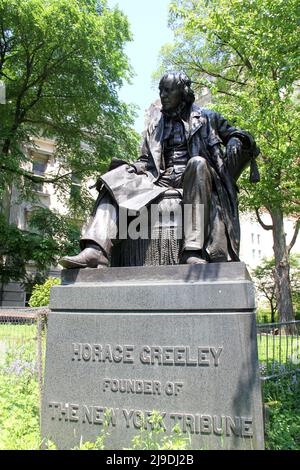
157,0 -> 300,323
289,254 -> 300,318
0,0 -> 139,197
252,258 -> 277,323
0,0 -> 140,283
253,254 -> 300,323
0,208 -> 80,287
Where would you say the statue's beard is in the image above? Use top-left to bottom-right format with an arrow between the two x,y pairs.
161,101 -> 187,118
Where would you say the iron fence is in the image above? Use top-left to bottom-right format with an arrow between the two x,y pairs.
256,320 -> 300,381
0,307 -> 49,418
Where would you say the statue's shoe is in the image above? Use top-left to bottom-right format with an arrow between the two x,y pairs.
59,247 -> 109,269
180,250 -> 208,265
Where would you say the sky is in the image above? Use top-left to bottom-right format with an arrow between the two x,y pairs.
108,0 -> 173,133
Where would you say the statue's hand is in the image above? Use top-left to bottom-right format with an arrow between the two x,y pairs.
127,162 -> 148,175
226,137 -> 243,161
127,165 -> 137,174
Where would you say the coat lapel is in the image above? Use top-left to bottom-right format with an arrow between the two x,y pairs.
148,113 -> 164,177
188,106 -> 205,140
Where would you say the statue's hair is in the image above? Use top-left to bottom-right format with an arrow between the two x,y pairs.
159,71 -> 195,105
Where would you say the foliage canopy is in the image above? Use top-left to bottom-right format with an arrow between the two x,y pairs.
0,0 -> 140,283
157,0 -> 300,216
156,0 -> 300,321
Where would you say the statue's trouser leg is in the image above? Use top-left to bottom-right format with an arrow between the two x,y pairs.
206,199 -> 228,262
182,156 -> 212,251
80,192 -> 118,258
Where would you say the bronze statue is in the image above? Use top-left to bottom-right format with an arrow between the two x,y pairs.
60,72 -> 259,269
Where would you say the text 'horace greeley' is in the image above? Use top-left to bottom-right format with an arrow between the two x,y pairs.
72,343 -> 223,366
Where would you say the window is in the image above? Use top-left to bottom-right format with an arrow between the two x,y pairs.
251,233 -> 255,244
252,249 -> 256,259
257,234 -> 260,245
70,173 -> 81,199
32,155 -> 48,192
32,158 -> 47,176
33,179 -> 44,192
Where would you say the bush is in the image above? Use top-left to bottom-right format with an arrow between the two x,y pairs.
125,411 -> 191,450
256,308 -> 272,323
264,371 -> 300,450
0,342 -> 40,450
28,277 -> 61,307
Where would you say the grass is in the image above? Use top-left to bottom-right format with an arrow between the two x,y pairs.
0,323 -> 37,340
0,324 -> 39,366
0,340 -> 40,450
257,333 -> 300,378
263,371 -> 300,450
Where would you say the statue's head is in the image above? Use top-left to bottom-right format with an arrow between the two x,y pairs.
159,71 -> 195,113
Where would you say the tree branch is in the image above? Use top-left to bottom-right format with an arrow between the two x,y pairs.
184,54 -> 247,86
0,163 -> 83,185
214,33 -> 253,71
26,45 -> 80,91
191,81 -> 237,97
0,70 -> 14,81
19,81 -> 44,120
197,66 -> 247,86
216,88 -> 237,97
223,63 -> 244,70
2,45 -> 81,156
288,218 -> 300,254
255,207 -> 273,231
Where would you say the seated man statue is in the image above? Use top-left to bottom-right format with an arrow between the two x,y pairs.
60,71 -> 259,269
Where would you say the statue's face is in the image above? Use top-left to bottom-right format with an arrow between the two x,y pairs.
159,77 -> 182,113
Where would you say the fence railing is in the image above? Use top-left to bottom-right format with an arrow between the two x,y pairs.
0,307 -> 49,418
256,320 -> 300,381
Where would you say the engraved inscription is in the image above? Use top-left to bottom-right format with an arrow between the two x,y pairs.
103,378 -> 162,395
71,343 -> 223,367
72,343 -> 134,363
170,413 -> 253,437
102,378 -> 184,396
140,346 -> 223,366
49,402 -> 118,426
122,409 -> 167,430
47,402 -> 253,438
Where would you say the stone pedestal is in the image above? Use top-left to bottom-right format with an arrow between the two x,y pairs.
41,263 -> 264,450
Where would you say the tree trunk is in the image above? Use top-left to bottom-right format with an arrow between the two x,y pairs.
270,207 -> 295,331
270,302 -> 276,324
